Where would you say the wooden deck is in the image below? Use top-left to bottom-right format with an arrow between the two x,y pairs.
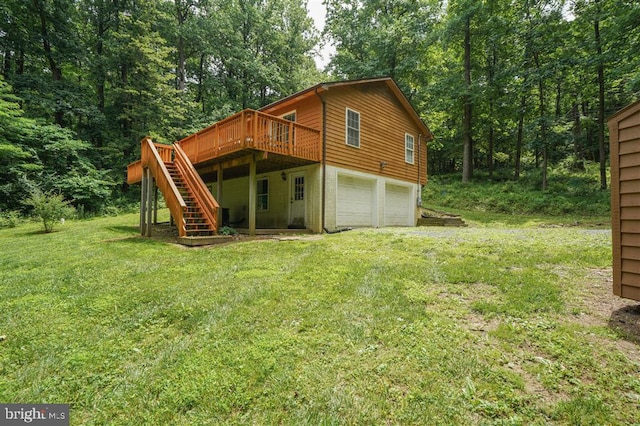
127,109 -> 321,185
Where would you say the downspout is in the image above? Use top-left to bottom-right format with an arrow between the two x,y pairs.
417,134 -> 423,208
315,87 -> 327,232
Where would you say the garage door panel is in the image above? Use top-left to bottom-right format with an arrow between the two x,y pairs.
337,175 -> 374,227
385,184 -> 412,226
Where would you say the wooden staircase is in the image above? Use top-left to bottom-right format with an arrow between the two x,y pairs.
164,162 -> 215,236
139,137 -> 219,238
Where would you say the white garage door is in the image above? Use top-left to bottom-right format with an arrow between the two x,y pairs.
385,184 -> 413,226
337,175 -> 375,227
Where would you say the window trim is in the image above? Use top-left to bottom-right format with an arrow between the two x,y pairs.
280,110 -> 296,122
405,133 -> 415,164
256,177 -> 269,212
345,108 -> 361,148
270,110 -> 296,144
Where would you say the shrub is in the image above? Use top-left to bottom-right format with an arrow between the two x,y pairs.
0,210 -> 21,229
25,191 -> 76,233
219,226 -> 238,236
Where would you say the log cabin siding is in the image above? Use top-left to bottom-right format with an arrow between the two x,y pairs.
323,82 -> 427,185
265,95 -> 322,131
608,100 -> 640,301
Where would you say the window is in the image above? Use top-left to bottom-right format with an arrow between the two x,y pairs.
346,108 -> 360,148
405,133 -> 415,164
271,111 -> 296,144
282,111 -> 296,122
293,175 -> 304,201
257,178 -> 269,211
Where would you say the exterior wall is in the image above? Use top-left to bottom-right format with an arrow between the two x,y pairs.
221,79 -> 429,232
211,164 -> 322,233
324,164 -> 419,230
263,95 -> 322,131
323,81 -> 428,186
608,101 -> 640,301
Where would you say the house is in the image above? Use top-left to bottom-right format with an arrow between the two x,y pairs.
127,77 -> 433,239
608,100 -> 640,301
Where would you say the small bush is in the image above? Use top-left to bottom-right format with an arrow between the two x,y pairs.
219,226 -> 238,236
25,191 -> 76,233
0,210 -> 21,229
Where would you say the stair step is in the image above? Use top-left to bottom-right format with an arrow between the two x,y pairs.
152,157 -> 217,236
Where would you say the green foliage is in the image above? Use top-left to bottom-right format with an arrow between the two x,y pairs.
424,164 -> 610,217
218,225 -> 238,236
325,0 -> 640,184
24,190 -> 75,233
0,210 -> 21,228
0,77 -> 115,213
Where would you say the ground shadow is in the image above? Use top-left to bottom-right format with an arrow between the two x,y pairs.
107,225 -> 140,234
609,304 -> 640,345
22,229 -> 57,236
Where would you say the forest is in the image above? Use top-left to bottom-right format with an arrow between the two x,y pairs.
1,0 -> 638,214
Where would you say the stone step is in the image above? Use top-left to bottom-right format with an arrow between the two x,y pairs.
417,217 -> 467,227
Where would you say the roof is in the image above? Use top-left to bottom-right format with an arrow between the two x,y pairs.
607,99 -> 640,124
260,77 -> 433,140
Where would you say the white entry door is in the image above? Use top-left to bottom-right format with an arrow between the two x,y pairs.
289,173 -> 305,228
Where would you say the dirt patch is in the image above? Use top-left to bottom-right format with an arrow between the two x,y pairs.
570,268 -> 640,361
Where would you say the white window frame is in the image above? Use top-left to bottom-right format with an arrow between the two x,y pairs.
405,133 -> 415,164
281,110 -> 296,122
345,108 -> 360,148
257,178 -> 269,211
270,110 -> 296,144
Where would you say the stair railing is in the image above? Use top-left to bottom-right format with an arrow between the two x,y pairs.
173,143 -> 219,232
140,137 -> 187,236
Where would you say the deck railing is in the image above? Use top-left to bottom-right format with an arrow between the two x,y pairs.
140,138 -> 187,236
128,143 -> 173,185
178,109 -> 321,164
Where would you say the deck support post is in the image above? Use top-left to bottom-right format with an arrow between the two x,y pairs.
144,168 -> 153,237
140,167 -> 147,236
216,164 -> 224,227
153,185 -> 158,224
147,174 -> 154,236
249,154 -> 256,236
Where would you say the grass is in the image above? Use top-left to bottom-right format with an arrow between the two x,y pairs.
1,211 -> 638,424
423,164 -> 611,227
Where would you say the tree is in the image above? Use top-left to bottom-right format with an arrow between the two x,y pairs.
25,190 -> 75,233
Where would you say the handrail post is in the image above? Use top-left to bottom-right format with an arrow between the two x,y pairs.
214,124 -> 219,154
240,110 -> 246,147
288,121 -> 294,155
252,110 -> 258,148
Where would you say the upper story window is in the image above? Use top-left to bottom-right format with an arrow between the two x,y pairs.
272,111 -> 296,144
405,133 -> 415,164
282,111 -> 296,122
346,108 -> 360,148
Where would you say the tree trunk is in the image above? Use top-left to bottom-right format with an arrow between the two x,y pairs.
96,16 -> 106,113
572,103 -> 585,170
175,0 -> 188,91
3,49 -> 10,77
196,53 -> 205,113
514,94 -> 525,180
595,0 -> 607,190
34,0 -> 64,126
177,36 -> 186,91
462,16 -> 473,183
534,51 -> 547,190
487,45 -> 496,178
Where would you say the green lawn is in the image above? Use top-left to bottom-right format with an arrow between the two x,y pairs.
1,211 -> 638,424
